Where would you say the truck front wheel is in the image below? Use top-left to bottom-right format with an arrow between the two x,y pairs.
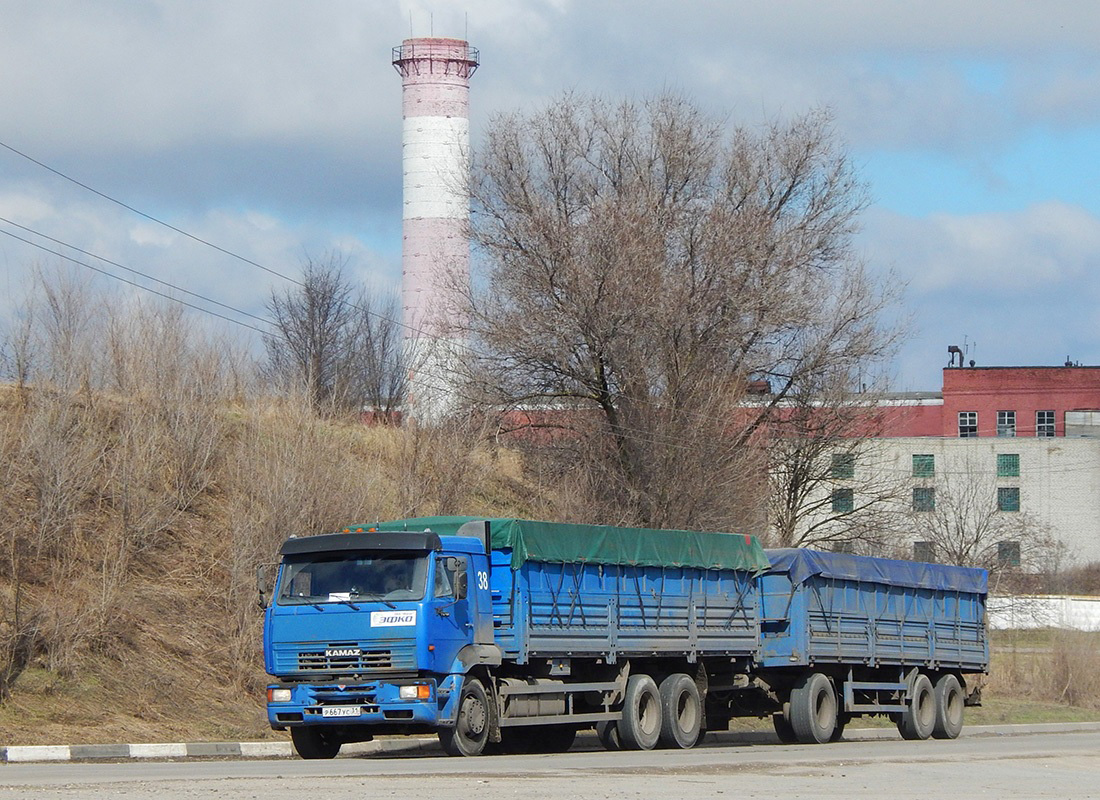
619,674 -> 662,750
290,726 -> 341,759
440,678 -> 492,756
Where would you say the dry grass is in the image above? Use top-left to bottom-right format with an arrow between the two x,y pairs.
0,274 -> 1097,747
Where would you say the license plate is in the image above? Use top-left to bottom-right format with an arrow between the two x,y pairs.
321,706 -> 360,718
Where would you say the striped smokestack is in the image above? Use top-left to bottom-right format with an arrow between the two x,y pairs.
392,37 -> 479,422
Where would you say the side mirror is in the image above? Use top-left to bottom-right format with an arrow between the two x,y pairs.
454,571 -> 468,600
256,563 -> 278,608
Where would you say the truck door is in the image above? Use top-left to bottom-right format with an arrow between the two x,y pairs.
430,555 -> 472,670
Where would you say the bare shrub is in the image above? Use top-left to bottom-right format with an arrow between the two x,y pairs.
264,254 -> 405,417
990,630 -> 1100,709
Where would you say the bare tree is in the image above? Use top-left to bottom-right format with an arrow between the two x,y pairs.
766,368 -> 910,549
899,453 -> 1063,583
465,94 -> 899,531
264,254 -> 405,417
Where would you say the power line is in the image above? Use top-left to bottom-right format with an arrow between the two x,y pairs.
0,214 -> 271,328
0,215 -> 708,452
0,225 -> 271,336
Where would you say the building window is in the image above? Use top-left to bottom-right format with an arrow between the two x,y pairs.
831,488 -> 854,513
831,452 -> 855,479
958,411 -> 978,438
1036,410 -> 1055,437
912,487 -> 935,512
997,540 -> 1021,568
913,541 -> 936,563
997,487 -> 1020,512
997,453 -> 1020,478
997,411 -> 1016,437
912,454 -> 935,477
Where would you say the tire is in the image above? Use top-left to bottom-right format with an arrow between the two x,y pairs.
619,674 -> 662,751
596,720 -> 621,751
789,672 -> 837,744
897,673 -> 935,741
290,726 -> 341,759
439,678 -> 492,756
830,712 -> 849,743
932,674 -> 965,740
658,673 -> 702,749
772,712 -> 798,744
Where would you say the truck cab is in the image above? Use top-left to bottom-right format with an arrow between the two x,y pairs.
262,527 -> 496,758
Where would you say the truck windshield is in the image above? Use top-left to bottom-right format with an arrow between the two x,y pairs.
276,553 -> 428,605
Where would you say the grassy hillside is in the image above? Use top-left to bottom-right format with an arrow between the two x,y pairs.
0,379 -> 546,745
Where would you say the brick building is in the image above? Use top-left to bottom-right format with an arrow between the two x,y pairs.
835,359 -> 1100,565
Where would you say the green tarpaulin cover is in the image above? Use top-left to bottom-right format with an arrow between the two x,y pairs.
357,516 -> 771,573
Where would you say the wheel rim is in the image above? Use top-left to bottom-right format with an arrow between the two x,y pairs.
814,685 -> 836,731
916,685 -> 934,729
946,685 -> 963,726
676,690 -> 698,734
460,694 -> 487,737
639,689 -> 659,736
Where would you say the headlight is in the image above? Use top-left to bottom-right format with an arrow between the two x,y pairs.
399,684 -> 431,699
268,688 -> 292,703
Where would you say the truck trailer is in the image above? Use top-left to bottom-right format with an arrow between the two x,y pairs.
260,517 -> 988,758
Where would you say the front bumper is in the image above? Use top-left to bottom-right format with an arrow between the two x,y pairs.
266,675 -> 461,728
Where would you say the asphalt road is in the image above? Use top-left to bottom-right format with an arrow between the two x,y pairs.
1,730 -> 1097,799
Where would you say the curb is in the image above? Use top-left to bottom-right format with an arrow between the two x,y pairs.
4,721 -> 1100,764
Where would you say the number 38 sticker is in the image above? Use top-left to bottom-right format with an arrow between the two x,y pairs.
477,571 -> 489,590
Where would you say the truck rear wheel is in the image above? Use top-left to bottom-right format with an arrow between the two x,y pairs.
290,726 -> 341,759
789,672 -> 837,744
619,674 -> 662,750
439,678 -> 491,756
897,673 -> 935,740
658,673 -> 702,749
932,674 -> 964,739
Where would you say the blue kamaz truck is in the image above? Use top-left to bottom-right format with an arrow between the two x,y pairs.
260,517 -> 988,758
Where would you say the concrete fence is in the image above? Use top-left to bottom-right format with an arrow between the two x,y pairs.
987,595 -> 1100,631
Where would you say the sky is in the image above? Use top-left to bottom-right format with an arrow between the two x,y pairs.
1,0 -> 1099,391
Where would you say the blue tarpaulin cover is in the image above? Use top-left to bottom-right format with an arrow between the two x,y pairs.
765,548 -> 987,595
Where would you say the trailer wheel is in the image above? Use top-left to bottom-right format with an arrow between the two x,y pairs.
290,726 -> 341,759
596,720 -> 621,751
789,672 -> 837,744
932,674 -> 964,739
619,674 -> 662,750
772,712 -> 798,744
658,673 -> 702,749
439,678 -> 491,756
897,673 -> 935,741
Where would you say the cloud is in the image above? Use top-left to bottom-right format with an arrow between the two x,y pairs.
861,202 -> 1100,387
864,203 -> 1100,295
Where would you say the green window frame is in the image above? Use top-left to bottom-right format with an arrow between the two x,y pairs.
831,488 -> 854,513
997,487 -> 1020,512
831,452 -> 855,479
997,540 -> 1021,568
912,454 -> 934,478
997,453 -> 1020,478
913,541 -> 936,562
912,487 -> 935,512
